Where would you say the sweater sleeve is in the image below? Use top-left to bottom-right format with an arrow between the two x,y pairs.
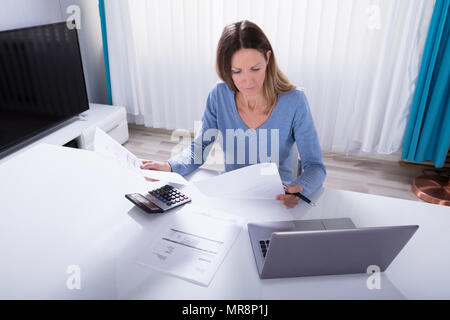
291,91 -> 327,196
167,87 -> 219,176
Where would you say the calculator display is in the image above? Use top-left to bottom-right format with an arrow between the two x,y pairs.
134,194 -> 160,209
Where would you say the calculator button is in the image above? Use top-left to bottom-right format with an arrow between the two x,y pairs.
147,185 -> 190,210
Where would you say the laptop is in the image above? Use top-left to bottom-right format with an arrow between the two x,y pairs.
247,218 -> 418,279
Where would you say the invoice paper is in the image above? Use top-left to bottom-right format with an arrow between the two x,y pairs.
93,127 -> 187,185
193,162 -> 285,199
136,205 -> 244,286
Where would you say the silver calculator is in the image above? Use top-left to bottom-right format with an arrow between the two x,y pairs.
146,184 -> 191,211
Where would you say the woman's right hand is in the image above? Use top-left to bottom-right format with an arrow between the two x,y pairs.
140,160 -> 172,172
140,160 -> 172,182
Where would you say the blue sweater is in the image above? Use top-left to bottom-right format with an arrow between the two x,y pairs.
168,82 -> 326,196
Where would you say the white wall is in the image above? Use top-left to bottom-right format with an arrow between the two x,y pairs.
0,0 -> 108,104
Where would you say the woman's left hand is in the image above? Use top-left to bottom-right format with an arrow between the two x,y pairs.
275,184 -> 303,209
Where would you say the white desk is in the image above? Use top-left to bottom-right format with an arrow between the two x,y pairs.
0,144 -> 449,299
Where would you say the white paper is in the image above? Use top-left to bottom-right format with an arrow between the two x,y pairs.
140,169 -> 187,185
94,127 -> 142,172
136,205 -> 244,286
193,163 -> 285,199
93,127 -> 187,185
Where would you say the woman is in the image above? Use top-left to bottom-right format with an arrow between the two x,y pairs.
141,20 -> 326,209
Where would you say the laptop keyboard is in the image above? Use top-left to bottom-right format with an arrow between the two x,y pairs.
259,240 -> 270,258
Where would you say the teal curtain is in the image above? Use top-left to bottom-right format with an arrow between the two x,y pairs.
402,0 -> 450,168
99,0 -> 112,105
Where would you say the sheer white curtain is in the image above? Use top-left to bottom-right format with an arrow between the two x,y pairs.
105,0 -> 435,155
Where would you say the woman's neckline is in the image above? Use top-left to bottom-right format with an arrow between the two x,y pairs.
232,91 -> 279,131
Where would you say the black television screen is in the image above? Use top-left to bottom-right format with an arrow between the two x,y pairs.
0,21 -> 89,157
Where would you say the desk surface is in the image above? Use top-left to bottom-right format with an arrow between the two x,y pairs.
0,144 -> 449,299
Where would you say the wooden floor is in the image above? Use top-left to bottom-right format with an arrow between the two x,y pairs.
123,124 -> 425,202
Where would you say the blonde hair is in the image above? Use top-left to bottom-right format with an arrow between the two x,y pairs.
216,20 -> 295,114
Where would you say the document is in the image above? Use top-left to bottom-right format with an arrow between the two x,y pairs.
93,127 -> 187,185
193,162 -> 285,199
94,127 -> 142,172
141,168 -> 187,186
136,205 -> 244,286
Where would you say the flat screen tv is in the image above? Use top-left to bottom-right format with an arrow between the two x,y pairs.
0,21 -> 89,158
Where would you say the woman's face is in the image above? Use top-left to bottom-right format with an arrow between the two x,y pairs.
231,48 -> 271,97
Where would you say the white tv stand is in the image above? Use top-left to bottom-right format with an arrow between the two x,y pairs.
0,103 -> 129,164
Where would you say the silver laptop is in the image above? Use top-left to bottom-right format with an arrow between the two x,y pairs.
248,218 -> 418,279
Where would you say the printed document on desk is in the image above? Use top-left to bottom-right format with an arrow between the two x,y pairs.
93,127 -> 187,185
193,163 -> 285,199
136,205 -> 244,286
